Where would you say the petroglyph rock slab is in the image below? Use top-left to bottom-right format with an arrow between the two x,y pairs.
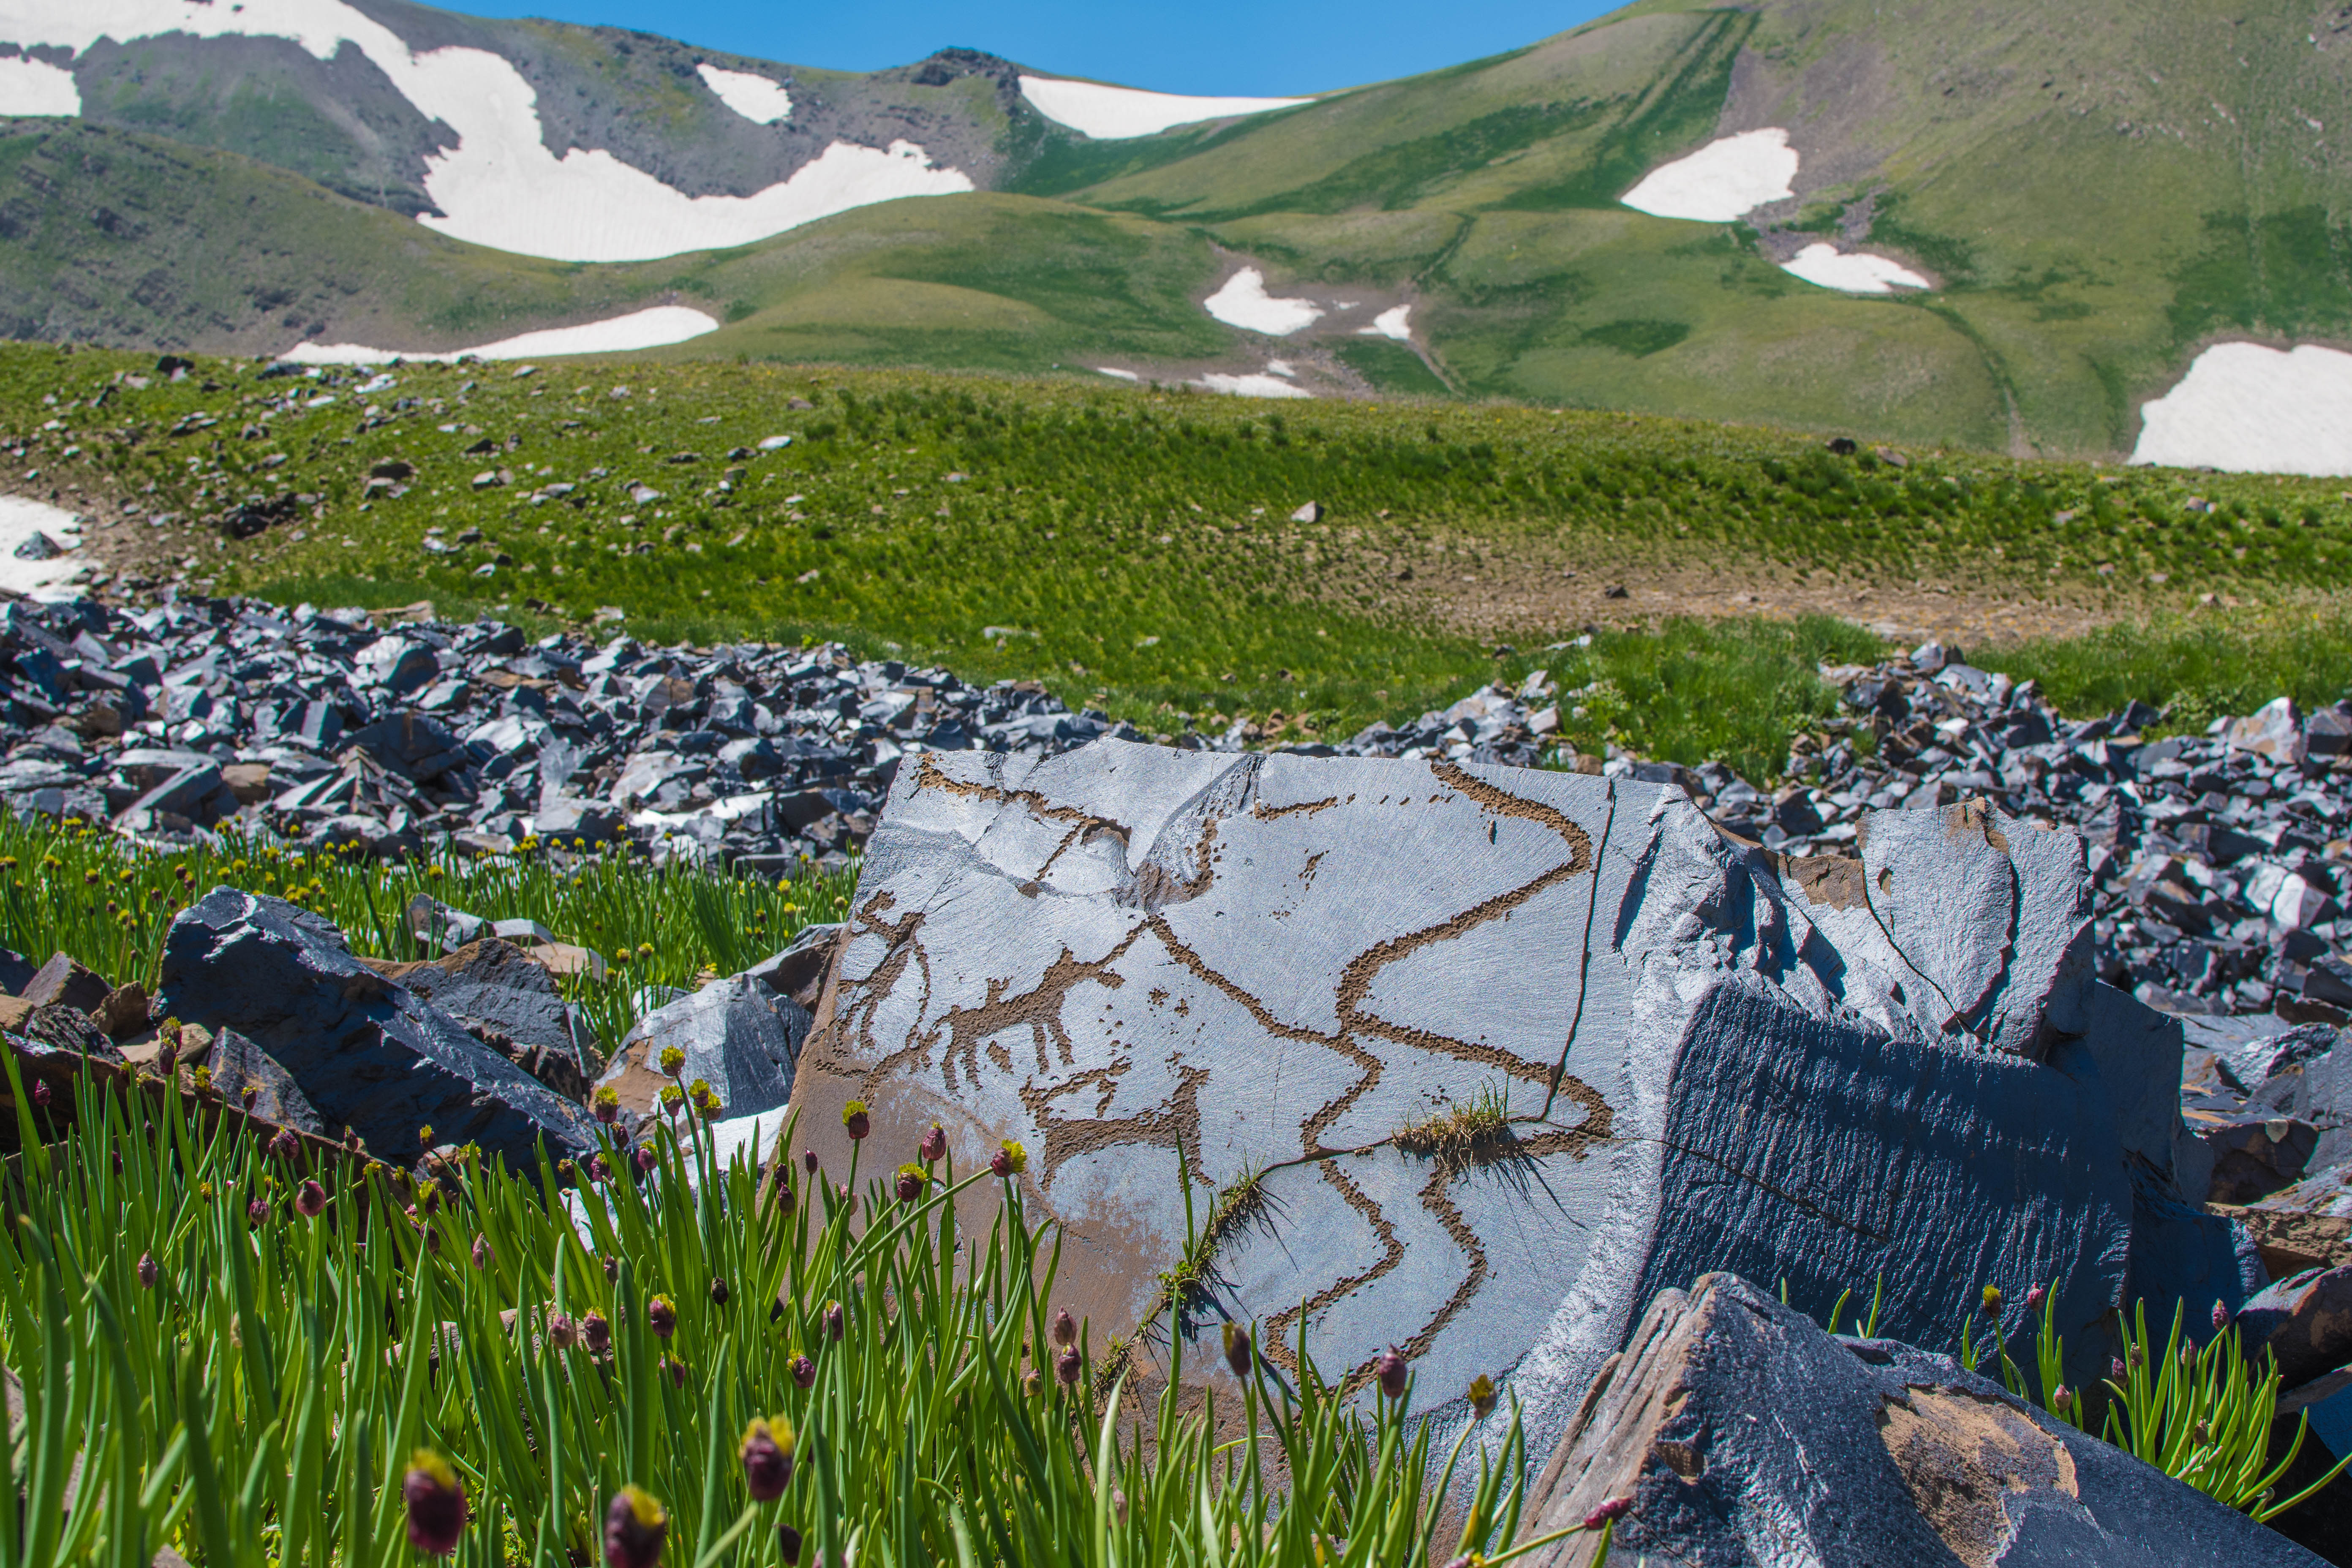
793,741 -> 2181,1461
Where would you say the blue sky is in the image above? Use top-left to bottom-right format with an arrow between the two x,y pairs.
428,0 -> 1620,96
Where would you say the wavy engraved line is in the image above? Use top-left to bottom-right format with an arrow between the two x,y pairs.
1263,1160 -> 1405,1377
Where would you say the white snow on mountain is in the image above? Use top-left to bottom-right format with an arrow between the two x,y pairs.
279,305 -> 720,364
697,62 -> 791,125
1778,243 -> 1930,294
1196,373 -> 1312,399
1204,268 -> 1323,335
1360,304 -> 1412,341
0,0 -> 969,262
0,497 -> 87,598
1018,74 -> 1309,139
0,54 -> 76,115
1620,128 -> 1797,222
2134,343 -> 2352,476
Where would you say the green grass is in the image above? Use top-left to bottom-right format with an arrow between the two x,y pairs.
0,1064 -> 1600,1568
0,813 -> 856,1067
16,343 -> 2352,783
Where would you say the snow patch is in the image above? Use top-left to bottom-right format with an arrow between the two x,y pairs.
0,496 -> 87,598
1778,244 -> 1930,294
2133,343 -> 2352,476
1204,268 -> 1323,336
1621,128 -> 1797,222
0,54 -> 77,115
1018,74 -> 1309,140
1360,304 -> 1412,341
1265,359 -> 1296,378
1196,373 -> 1312,399
1095,367 -> 1141,381
696,62 -> 791,124
279,305 -> 720,365
4,1 -> 969,262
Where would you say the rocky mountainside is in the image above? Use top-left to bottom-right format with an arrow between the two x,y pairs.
3,0 -> 2351,461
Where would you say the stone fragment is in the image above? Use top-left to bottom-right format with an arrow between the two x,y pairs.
155,890 -> 598,1167
20,951 -> 111,1013
359,938 -> 585,1093
21,1004 -> 123,1062
2238,1263 -> 2352,1389
93,981 -> 149,1040
595,973 -> 806,1124
793,743 -> 2176,1454
2229,696 -> 2308,765
205,1025 -> 327,1135
1510,1272 -> 2324,1568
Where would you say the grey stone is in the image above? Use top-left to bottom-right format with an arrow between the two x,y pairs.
534,798 -> 621,843
20,1003 -> 123,1062
20,950 -> 111,1011
790,743 -> 2179,1457
595,972 -> 805,1124
2238,1263 -> 2352,1389
206,1025 -> 326,1135
1511,1272 -> 2324,1568
362,938 -> 582,1083
155,889 -> 598,1167
12,531 -> 62,561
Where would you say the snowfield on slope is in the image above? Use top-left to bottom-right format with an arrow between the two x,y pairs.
1778,244 -> 1930,294
279,305 -> 720,365
0,0 -> 971,262
1204,268 -> 1324,335
0,497 -> 87,598
1621,128 -> 1797,222
697,63 -> 791,124
1360,304 -> 1412,341
1018,75 -> 1310,139
1196,373 -> 1312,398
0,54 -> 76,115
2134,343 -> 2352,476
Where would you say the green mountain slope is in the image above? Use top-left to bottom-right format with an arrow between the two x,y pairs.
5,0 -> 2350,460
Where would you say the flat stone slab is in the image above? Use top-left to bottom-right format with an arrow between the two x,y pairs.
793,741 -> 2194,1457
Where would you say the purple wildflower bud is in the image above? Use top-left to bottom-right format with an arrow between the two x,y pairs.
2052,1384 -> 2071,1410
790,1354 -> 816,1389
1022,1368 -> 1043,1399
241,1085 -> 258,1111
296,1179 -> 327,1218
896,1165 -> 924,1203
136,1251 -> 158,1288
802,1149 -> 819,1175
30,1081 -> 49,1107
1222,1322 -> 1253,1379
470,1233 -> 491,1269
777,1524 -> 803,1566
247,1197 -> 270,1226
710,1276 -> 730,1307
587,1153 -> 612,1184
989,1146 -> 1012,1178
635,1145 -> 657,1176
647,1295 -> 676,1339
740,1416 -> 795,1501
665,1356 -> 686,1388
269,1127 -> 299,1161
1376,1345 -> 1409,1399
2025,1283 -> 2046,1312
842,1100 -> 870,1141
824,1301 -> 844,1341
603,1486 -> 667,1568
2110,1356 -> 2126,1380
604,1255 -> 619,1282
1053,1307 -> 1079,1348
2213,1299 -> 2231,1333
548,1313 -> 577,1351
920,1123 -> 947,1164
1583,1496 -> 1632,1530
1056,1345 -> 1082,1385
403,1451 -> 468,1556
583,1311 -> 611,1353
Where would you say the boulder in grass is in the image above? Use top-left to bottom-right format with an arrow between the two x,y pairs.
791,743 -> 2200,1459
206,1026 -> 327,1136
155,890 -> 599,1168
20,951 -> 112,1013
593,973 -> 806,1125
360,939 -> 584,1083
1510,1272 -> 2325,1568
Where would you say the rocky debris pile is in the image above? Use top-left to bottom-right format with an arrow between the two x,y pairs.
1515,1271 -> 2323,1568
790,742 -> 2235,1462
0,589 -> 2344,1027
0,593 -> 1143,873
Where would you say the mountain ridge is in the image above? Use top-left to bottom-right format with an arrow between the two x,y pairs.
4,0 -> 2352,466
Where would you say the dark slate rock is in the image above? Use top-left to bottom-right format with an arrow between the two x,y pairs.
206,1025 -> 326,1136
154,889 -> 598,1167
2238,1263 -> 2352,1389
593,973 -> 804,1125
1514,1272 -> 2326,1568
